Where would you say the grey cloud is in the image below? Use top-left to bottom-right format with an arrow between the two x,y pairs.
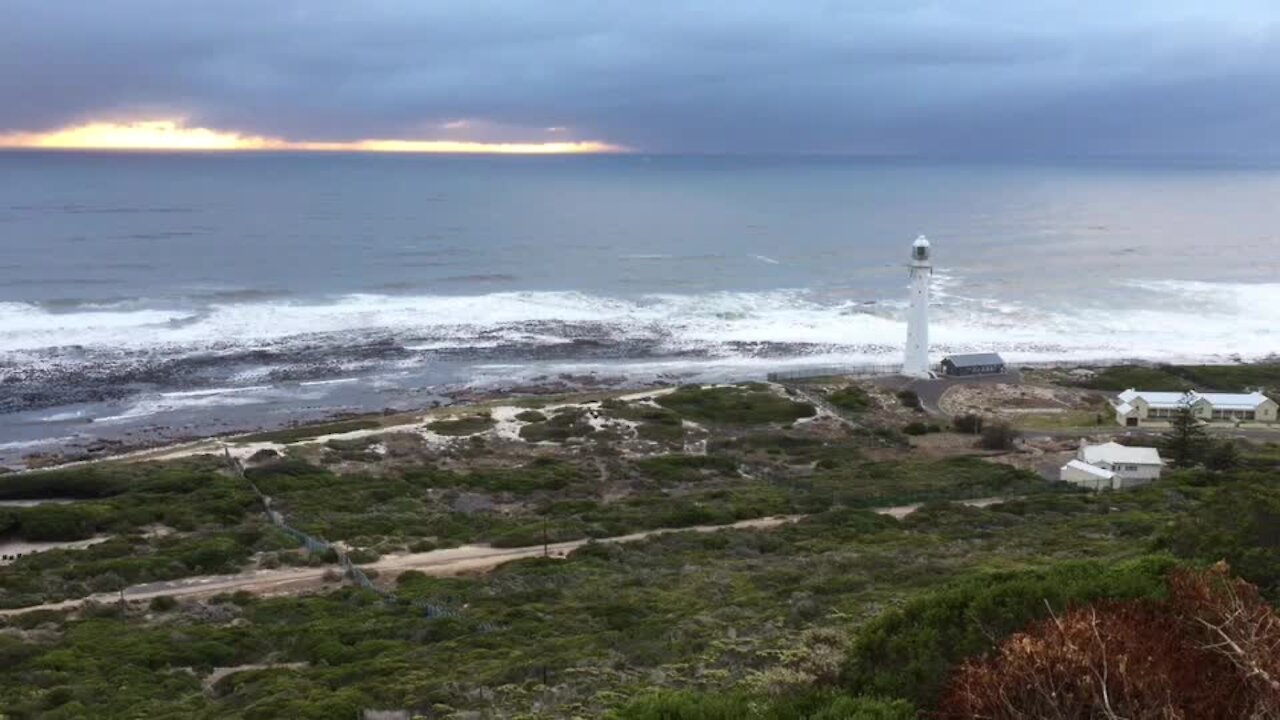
2,0 -> 1279,155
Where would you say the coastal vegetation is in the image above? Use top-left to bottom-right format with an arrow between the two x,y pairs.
1077,363 -> 1280,394
0,381 -> 1277,718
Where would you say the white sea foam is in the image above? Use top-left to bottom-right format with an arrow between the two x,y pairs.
1,280 -> 1278,367
0,436 -> 83,451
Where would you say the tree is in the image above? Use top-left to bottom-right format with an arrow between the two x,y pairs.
1162,405 -> 1209,468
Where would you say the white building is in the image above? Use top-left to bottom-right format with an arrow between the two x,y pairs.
902,235 -> 932,379
1059,459 -> 1117,491
1114,389 -> 1278,427
1060,441 -> 1164,490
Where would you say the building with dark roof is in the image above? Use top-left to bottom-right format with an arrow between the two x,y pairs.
940,352 -> 1006,377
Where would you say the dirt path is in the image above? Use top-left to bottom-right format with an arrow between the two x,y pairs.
0,497 -> 1009,616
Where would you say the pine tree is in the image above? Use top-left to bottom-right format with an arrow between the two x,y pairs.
1163,405 -> 1209,468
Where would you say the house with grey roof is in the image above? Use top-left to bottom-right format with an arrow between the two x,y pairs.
939,352 -> 1006,377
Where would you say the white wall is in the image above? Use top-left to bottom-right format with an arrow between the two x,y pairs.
1096,461 -> 1161,483
1060,464 -> 1112,491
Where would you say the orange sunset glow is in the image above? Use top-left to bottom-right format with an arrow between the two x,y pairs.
0,120 -> 625,154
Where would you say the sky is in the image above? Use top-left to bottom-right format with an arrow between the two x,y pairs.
2,0 -> 1279,156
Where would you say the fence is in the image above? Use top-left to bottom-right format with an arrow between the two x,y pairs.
221,447 -> 468,620
766,357 -> 1164,383
766,363 -> 903,382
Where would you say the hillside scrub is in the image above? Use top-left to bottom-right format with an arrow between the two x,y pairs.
0,464 -> 1233,717
657,385 -> 816,425
426,414 -> 496,436
1164,476 -> 1280,599
840,555 -> 1177,707
826,386 -> 873,413
1079,363 -> 1280,393
518,408 -> 597,442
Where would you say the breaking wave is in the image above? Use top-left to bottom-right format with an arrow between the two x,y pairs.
1,278 -> 1278,367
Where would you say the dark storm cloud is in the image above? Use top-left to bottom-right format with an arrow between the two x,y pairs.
3,0 -> 1280,155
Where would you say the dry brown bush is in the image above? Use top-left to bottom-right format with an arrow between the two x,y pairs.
940,563 -> 1280,719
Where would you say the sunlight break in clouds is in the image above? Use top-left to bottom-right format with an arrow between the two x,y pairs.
0,120 -> 625,154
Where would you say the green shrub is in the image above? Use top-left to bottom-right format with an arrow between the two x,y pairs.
978,422 -> 1019,450
901,422 -> 939,436
0,466 -> 133,500
1163,476 -> 1280,598
657,385 -> 816,425
148,596 -> 178,612
427,414 -> 496,436
518,409 -> 596,442
1080,363 -> 1280,393
827,386 -> 873,412
634,455 -> 738,484
515,410 -> 547,423
840,555 -> 1177,707
14,505 -> 102,541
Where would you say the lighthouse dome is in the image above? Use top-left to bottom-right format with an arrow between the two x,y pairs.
911,234 -> 931,261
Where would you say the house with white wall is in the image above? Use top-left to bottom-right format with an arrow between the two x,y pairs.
1113,389 -> 1277,427
1060,441 -> 1163,490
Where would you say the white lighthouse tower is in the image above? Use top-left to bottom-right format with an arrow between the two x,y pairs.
902,235 -> 933,378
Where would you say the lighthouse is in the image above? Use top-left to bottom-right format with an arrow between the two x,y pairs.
902,235 -> 932,378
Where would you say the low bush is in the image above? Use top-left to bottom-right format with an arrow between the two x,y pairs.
827,386 -> 873,412
840,555 -> 1177,707
901,422 -> 940,436
978,422 -> 1019,450
658,385 -> 816,425
148,596 -> 178,612
427,414 -> 496,436
895,390 -> 922,411
634,455 -> 738,484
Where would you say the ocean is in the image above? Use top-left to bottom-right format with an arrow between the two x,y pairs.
2,151 -> 1279,463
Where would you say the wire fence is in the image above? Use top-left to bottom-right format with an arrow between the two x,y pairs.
222,448 -> 472,622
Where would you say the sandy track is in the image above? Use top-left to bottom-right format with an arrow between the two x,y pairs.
0,497 -> 1007,615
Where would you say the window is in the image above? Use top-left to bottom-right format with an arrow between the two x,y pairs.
1124,465 -> 1138,472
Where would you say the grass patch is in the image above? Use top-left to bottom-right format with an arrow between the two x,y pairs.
657,384 -> 816,425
